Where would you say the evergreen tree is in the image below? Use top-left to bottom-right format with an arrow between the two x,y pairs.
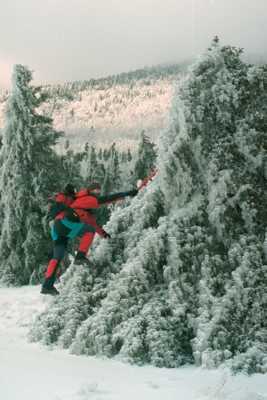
80,145 -> 97,183
134,130 -> 157,181
103,148 -> 109,161
60,147 -> 81,188
0,65 -> 62,285
119,149 -> 135,191
80,145 -> 105,186
98,148 -> 103,160
102,143 -> 121,193
189,41 -> 267,373
127,148 -> 132,162
30,42 -> 267,373
121,151 -> 128,163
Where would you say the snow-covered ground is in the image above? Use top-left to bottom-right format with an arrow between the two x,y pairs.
0,286 -> 266,400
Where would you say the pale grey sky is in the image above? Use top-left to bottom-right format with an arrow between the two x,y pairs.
0,0 -> 266,88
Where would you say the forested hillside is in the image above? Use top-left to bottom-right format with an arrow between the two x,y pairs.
0,64 -> 186,151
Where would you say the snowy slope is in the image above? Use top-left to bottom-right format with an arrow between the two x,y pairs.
0,286 -> 267,400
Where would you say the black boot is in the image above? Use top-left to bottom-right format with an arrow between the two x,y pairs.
41,276 -> 60,296
74,251 -> 91,266
40,286 -> 60,296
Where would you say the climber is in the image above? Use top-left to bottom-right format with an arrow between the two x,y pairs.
41,182 -> 138,295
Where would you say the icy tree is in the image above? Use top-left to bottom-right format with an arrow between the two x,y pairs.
102,143 -> 121,193
185,41 -> 267,373
80,145 -> 105,186
0,65 -> 62,285
30,41 -> 266,373
134,130 -> 157,180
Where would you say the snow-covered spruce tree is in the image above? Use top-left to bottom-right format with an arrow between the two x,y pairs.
30,40 -> 266,372
0,65 -> 62,285
184,40 -> 267,373
134,130 -> 157,181
60,142 -> 81,188
102,143 -> 121,193
80,145 -> 105,186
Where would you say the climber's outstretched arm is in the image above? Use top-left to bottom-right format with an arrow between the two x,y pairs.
97,189 -> 138,205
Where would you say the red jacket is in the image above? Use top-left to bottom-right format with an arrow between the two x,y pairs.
54,190 -> 106,237
70,190 -> 106,236
53,188 -> 137,237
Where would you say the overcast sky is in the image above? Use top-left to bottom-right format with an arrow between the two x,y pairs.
0,0 -> 266,88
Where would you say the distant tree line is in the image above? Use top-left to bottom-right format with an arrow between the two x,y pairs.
42,62 -> 188,101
